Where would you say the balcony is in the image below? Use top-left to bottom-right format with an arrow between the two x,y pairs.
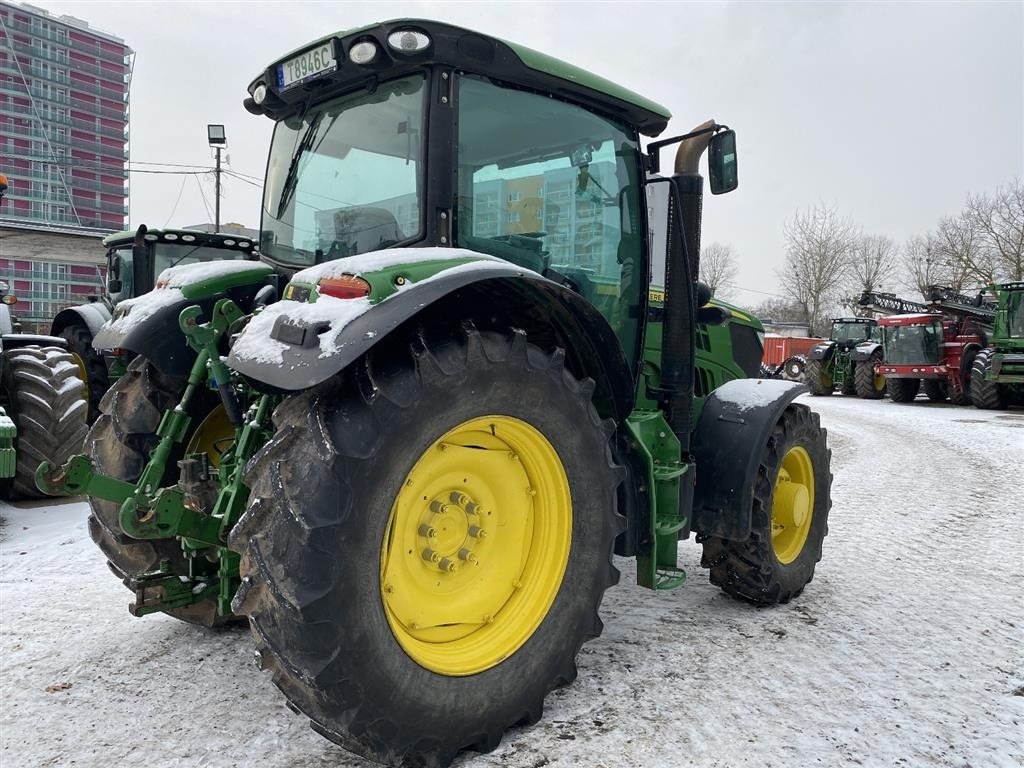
0,208 -> 120,231
0,58 -> 70,87
3,185 -> 71,206
71,194 -> 128,216
69,95 -> 126,121
67,56 -> 128,85
2,268 -> 105,284
69,134 -> 127,158
7,39 -> 70,68
69,175 -> 128,197
67,77 -> 125,102
0,81 -> 70,104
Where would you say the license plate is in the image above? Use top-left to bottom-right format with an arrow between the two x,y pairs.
277,42 -> 336,90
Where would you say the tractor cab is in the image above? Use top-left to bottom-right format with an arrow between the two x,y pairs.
1004,284 -> 1024,338
829,317 -> 877,348
878,314 -> 943,365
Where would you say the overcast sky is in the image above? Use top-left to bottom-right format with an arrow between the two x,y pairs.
26,0 -> 1024,307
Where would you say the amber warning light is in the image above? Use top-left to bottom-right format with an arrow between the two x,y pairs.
319,275 -> 371,300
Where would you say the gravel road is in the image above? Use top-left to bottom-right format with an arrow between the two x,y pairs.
1,395 -> 1021,768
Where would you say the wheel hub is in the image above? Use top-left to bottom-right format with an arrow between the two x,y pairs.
770,446 -> 815,564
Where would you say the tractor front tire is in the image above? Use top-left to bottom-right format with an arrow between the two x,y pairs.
854,350 -> 886,399
922,379 -> 948,403
887,377 -> 920,403
700,404 -> 831,604
85,357 -> 224,627
804,359 -> 832,396
782,355 -> 806,382
970,349 -> 1007,410
59,324 -> 109,424
2,346 -> 88,498
230,325 -> 623,767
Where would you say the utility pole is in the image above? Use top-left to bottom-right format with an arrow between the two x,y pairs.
206,124 -> 226,233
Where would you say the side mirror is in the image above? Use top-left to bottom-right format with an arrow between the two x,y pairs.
708,130 -> 738,195
110,253 -> 122,279
108,278 -> 123,294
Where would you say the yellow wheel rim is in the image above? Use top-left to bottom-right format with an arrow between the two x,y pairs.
771,446 -> 815,564
874,372 -> 886,392
70,351 -> 88,384
380,415 -> 571,676
185,405 -> 235,468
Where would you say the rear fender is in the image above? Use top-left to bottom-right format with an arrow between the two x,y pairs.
228,250 -> 635,420
850,341 -> 882,362
1,333 -> 67,352
691,379 -> 807,540
806,341 -> 835,362
93,261 -> 274,377
51,303 -> 111,338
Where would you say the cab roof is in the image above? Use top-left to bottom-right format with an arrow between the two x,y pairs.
248,19 -> 671,137
102,228 -> 258,254
877,313 -> 942,326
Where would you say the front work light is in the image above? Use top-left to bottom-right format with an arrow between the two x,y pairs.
387,30 -> 430,53
253,83 -> 268,105
349,40 -> 378,64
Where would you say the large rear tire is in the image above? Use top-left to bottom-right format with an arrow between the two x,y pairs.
2,346 -> 88,498
948,348 -> 978,406
804,359 -> 833,396
970,349 -> 1007,410
700,404 -> 831,604
854,350 -> 886,399
887,377 -> 920,403
85,357 -> 227,626
922,379 -> 948,403
59,324 -> 108,424
230,325 -> 623,767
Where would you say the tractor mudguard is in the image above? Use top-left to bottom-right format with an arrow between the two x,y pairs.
228,251 -> 635,420
806,341 -> 836,362
0,333 -> 67,352
690,378 -> 807,540
850,341 -> 881,362
51,303 -> 111,339
92,261 -> 275,377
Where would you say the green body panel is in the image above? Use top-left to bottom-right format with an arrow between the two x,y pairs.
987,283 -> 1024,384
178,264 -> 275,300
291,257 -> 480,305
0,407 -> 15,479
638,292 -> 764,420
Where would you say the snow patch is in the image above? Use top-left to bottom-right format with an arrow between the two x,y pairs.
291,247 -> 500,283
157,260 -> 267,289
102,288 -> 185,337
714,378 -> 805,411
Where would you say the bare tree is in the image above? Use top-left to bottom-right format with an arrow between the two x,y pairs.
848,234 -> 898,294
933,210 -> 997,288
777,203 -> 859,336
749,297 -> 807,325
966,178 -> 1024,281
700,241 -> 738,298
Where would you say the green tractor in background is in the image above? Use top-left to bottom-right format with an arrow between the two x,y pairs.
49,227 -> 258,422
38,20 -> 832,767
805,317 -> 886,399
971,281 -> 1024,408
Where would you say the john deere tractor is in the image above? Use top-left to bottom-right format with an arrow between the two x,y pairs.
49,226 -> 258,422
38,20 -> 832,767
805,317 -> 885,398
971,281 -> 1024,408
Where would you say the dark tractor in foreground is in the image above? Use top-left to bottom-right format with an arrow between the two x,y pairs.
805,317 -> 885,399
37,20 -> 832,767
49,227 -> 258,421
972,281 -> 1024,409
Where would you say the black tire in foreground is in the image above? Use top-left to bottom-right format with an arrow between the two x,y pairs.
2,346 -> 88,498
970,349 -> 1007,410
60,324 -> 109,424
805,359 -> 833,396
230,324 -> 623,768
85,357 -> 224,627
922,379 -> 948,403
887,377 -> 920,403
700,403 -> 831,604
854,350 -> 886,399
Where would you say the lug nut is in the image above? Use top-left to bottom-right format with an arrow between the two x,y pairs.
458,548 -> 479,565
438,558 -> 457,572
422,548 -> 441,563
429,500 -> 445,514
465,502 -> 479,515
468,525 -> 487,539
418,524 -> 437,538
450,491 -> 468,505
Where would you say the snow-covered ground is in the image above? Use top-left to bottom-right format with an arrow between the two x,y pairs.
2,396 -> 1022,768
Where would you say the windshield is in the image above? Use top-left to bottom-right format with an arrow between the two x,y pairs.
454,74 -> 645,364
884,320 -> 943,364
831,321 -> 872,343
153,242 -> 248,273
1008,290 -> 1024,338
260,74 -> 427,266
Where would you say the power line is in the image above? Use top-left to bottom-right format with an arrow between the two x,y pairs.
192,173 -> 215,223
223,170 -> 261,188
163,174 -> 188,228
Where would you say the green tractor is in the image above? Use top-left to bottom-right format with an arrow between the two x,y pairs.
804,317 -> 886,398
971,281 -> 1024,409
37,20 -> 832,767
49,226 -> 258,422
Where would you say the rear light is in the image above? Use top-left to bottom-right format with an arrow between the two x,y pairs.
319,275 -> 371,300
